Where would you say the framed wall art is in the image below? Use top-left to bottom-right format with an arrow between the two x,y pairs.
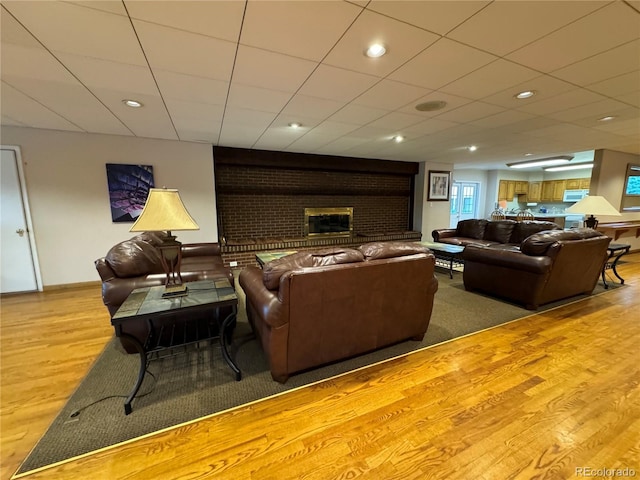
427,170 -> 451,201
106,163 -> 155,222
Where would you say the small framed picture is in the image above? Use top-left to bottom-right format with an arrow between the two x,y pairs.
427,170 -> 451,201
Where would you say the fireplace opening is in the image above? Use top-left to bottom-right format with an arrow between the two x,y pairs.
304,207 -> 353,237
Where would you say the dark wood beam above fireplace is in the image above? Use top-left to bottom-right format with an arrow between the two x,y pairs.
213,146 -> 419,176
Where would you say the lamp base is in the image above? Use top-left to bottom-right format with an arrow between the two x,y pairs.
162,284 -> 189,298
584,215 -> 598,229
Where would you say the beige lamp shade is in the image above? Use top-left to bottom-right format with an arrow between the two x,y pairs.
565,195 -> 621,216
130,188 -> 199,232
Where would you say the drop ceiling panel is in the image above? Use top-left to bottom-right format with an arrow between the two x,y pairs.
323,9 -> 440,77
481,75 -> 577,109
240,1 -> 361,61
389,38 -> 497,90
515,89 -> 605,116
404,118 -> 459,136
154,70 -> 229,106
439,59 -> 540,100
434,101 -> 504,123
222,107 -> 277,129
232,46 -> 318,93
226,84 -> 292,113
285,133 -> 336,152
367,111 -> 424,131
124,1 -> 244,42
297,64 -> 380,102
546,99 -> 634,123
507,2 -> 640,73
2,1 -> 146,65
587,71 -> 640,99
55,53 -> 159,95
83,88 -> 175,138
1,8 -> 44,48
69,2 -> 128,16
280,95 -> 344,121
367,1 -> 490,36
1,44 -> 84,84
552,40 -> 640,87
447,1 -> 608,57
352,80 -> 431,111
0,81 -> 84,131
307,121 -> 359,137
327,104 -> 389,125
469,110 -> 538,129
133,20 -> 236,81
5,77 -> 131,135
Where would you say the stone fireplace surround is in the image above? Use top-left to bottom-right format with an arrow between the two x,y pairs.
213,147 -> 421,267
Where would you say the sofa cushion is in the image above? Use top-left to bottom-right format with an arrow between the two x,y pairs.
520,228 -> 596,256
484,220 -> 516,244
457,219 -> 488,239
311,247 -> 364,266
358,241 -> 431,260
262,248 -> 364,289
105,239 -> 164,278
510,220 -> 560,244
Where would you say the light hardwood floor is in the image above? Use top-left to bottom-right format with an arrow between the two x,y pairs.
2,254 -> 639,480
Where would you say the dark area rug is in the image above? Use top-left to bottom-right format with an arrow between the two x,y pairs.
16,274 -> 621,475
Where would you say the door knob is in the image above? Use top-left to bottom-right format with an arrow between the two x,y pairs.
16,228 -> 25,237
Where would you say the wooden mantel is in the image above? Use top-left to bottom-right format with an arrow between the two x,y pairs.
596,220 -> 640,241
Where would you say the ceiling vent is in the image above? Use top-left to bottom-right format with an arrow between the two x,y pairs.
415,100 -> 447,112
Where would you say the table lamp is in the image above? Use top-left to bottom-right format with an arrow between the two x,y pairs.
565,195 -> 621,228
130,188 -> 199,297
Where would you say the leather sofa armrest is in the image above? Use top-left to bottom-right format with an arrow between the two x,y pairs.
463,245 -> 552,274
432,229 -> 457,241
95,258 -> 116,282
239,266 -> 288,328
181,243 -> 221,258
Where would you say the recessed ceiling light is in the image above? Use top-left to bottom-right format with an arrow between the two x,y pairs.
524,153 -> 533,156
393,135 -> 404,143
507,155 -> 573,169
122,99 -> 143,108
468,145 -> 478,152
365,43 -> 386,58
598,116 -> 615,122
415,100 -> 447,112
288,122 -> 302,129
514,90 -> 536,100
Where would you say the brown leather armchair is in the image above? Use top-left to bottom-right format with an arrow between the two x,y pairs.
239,242 -> 439,383
95,232 -> 234,353
462,228 -> 611,309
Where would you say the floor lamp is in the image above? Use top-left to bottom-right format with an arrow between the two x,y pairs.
130,188 -> 199,297
565,195 -> 621,228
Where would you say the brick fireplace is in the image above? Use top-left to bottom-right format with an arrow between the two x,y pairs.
213,147 -> 421,267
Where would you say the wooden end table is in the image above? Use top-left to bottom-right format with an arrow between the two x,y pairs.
111,278 -> 241,414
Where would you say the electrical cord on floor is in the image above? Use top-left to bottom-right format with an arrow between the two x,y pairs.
68,369 -> 157,418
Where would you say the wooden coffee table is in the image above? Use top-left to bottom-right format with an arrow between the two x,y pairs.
419,241 -> 465,278
111,278 -> 240,414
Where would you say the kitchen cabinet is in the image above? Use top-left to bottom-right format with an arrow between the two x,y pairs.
541,181 -> 555,202
527,181 -> 542,202
498,180 -> 517,201
553,180 -> 566,201
565,177 -> 591,190
515,181 -> 529,194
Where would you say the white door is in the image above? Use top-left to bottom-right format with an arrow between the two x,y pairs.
450,182 -> 479,228
1,147 -> 40,293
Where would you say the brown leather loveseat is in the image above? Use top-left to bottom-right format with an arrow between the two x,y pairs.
238,242 -> 439,383
432,219 -> 561,249
95,232 -> 234,352
463,228 -> 611,309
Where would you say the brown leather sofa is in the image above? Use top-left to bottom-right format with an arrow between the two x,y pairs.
463,228 -> 611,309
433,219 -> 561,249
95,232 -> 234,352
238,242 -> 439,383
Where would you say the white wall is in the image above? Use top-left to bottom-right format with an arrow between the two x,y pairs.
592,149 -> 640,250
1,127 -> 218,287
415,162 -> 452,241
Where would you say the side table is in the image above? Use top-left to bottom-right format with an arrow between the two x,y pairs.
111,278 -> 241,414
602,243 -> 631,289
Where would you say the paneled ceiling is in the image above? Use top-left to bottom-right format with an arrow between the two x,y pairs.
1,0 -> 639,169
